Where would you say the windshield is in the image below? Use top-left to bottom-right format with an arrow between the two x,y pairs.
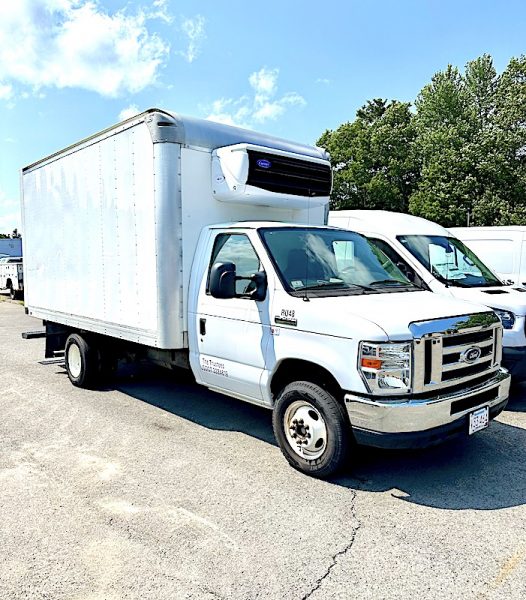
398,235 -> 502,287
259,227 -> 418,296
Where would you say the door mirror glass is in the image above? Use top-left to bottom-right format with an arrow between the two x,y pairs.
209,262 -> 236,298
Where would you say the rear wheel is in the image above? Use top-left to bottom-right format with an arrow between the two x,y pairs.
273,381 -> 351,478
65,333 -> 100,388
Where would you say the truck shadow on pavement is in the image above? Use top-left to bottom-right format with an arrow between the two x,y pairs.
115,364 -> 526,511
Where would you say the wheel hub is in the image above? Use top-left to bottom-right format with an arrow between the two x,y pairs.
67,343 -> 82,379
284,401 -> 327,460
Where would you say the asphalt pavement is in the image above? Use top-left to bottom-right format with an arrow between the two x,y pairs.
0,298 -> 525,599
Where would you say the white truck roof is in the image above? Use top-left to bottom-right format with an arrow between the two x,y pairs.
330,210 -> 451,237
23,108 -> 329,173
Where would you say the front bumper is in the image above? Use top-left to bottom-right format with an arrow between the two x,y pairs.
502,346 -> 526,381
344,369 -> 510,449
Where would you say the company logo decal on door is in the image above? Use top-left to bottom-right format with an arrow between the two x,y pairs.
201,356 -> 229,377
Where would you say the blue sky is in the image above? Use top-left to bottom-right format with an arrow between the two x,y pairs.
1,0 -> 525,233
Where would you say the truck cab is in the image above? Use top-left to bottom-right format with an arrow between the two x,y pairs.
188,221 -> 509,476
329,210 -> 526,380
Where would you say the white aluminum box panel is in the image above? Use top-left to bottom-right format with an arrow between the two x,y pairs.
22,121 -> 184,348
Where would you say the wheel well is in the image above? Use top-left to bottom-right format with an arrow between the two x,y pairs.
270,359 -> 343,405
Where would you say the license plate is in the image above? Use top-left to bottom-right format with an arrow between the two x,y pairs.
469,406 -> 489,435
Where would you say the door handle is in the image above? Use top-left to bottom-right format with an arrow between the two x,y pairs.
199,318 -> 206,336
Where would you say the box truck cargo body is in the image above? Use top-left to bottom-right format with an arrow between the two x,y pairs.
21,110 -> 510,477
22,113 -> 327,349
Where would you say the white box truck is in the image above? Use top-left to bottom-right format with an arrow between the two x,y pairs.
21,110 -> 510,477
451,226 -> 526,286
0,256 -> 23,299
330,210 -> 526,380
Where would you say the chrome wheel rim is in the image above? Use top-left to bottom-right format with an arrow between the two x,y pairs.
284,400 -> 327,459
67,343 -> 82,378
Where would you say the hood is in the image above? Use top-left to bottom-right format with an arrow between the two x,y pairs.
446,286 -> 526,317
275,290 -> 492,341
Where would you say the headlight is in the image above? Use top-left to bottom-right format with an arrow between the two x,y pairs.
359,341 -> 412,395
491,308 -> 515,330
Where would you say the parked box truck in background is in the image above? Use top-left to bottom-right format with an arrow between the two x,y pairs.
451,226 -> 526,286
0,256 -> 23,299
21,110 -> 510,477
330,210 -> 526,380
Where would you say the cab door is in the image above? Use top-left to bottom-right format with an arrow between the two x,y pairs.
192,231 -> 271,403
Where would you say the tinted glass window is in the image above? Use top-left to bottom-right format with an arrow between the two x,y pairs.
209,234 -> 262,295
398,235 -> 501,287
259,227 -> 415,296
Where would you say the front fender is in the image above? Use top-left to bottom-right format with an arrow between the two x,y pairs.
261,327 -> 369,403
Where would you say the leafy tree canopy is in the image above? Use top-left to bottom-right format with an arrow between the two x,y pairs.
318,53 -> 526,227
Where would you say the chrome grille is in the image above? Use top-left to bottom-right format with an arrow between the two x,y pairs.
410,313 -> 502,394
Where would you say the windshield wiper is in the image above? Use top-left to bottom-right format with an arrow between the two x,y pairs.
302,281 -> 373,292
369,279 -> 414,287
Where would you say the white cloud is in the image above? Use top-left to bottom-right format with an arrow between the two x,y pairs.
0,0 -> 171,99
250,67 -> 278,100
179,15 -> 206,63
118,104 -> 141,121
206,67 -> 306,129
0,83 -> 13,100
0,191 -> 21,234
316,78 -> 331,85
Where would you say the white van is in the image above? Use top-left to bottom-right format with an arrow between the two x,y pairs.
329,210 -> 526,380
451,227 -> 526,286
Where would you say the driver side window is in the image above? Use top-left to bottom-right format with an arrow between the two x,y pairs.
209,233 -> 262,295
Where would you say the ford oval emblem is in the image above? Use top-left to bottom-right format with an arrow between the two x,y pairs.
460,346 -> 482,364
257,158 -> 272,169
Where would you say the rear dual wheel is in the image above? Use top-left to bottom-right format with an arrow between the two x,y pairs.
65,333 -> 116,389
273,381 -> 351,478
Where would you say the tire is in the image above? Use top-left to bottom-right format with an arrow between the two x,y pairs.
272,381 -> 351,478
65,333 -> 100,388
99,345 -> 118,383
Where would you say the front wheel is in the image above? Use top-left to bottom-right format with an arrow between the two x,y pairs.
272,381 -> 351,478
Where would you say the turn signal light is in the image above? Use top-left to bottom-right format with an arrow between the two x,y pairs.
361,357 -> 382,369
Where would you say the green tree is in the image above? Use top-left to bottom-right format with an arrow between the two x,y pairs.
318,99 -> 418,212
409,65 -> 477,226
410,54 -> 526,226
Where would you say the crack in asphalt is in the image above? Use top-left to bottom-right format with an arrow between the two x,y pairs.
299,490 -> 361,600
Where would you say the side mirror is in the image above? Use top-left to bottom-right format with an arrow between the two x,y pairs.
209,262 -> 236,298
250,271 -> 267,301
